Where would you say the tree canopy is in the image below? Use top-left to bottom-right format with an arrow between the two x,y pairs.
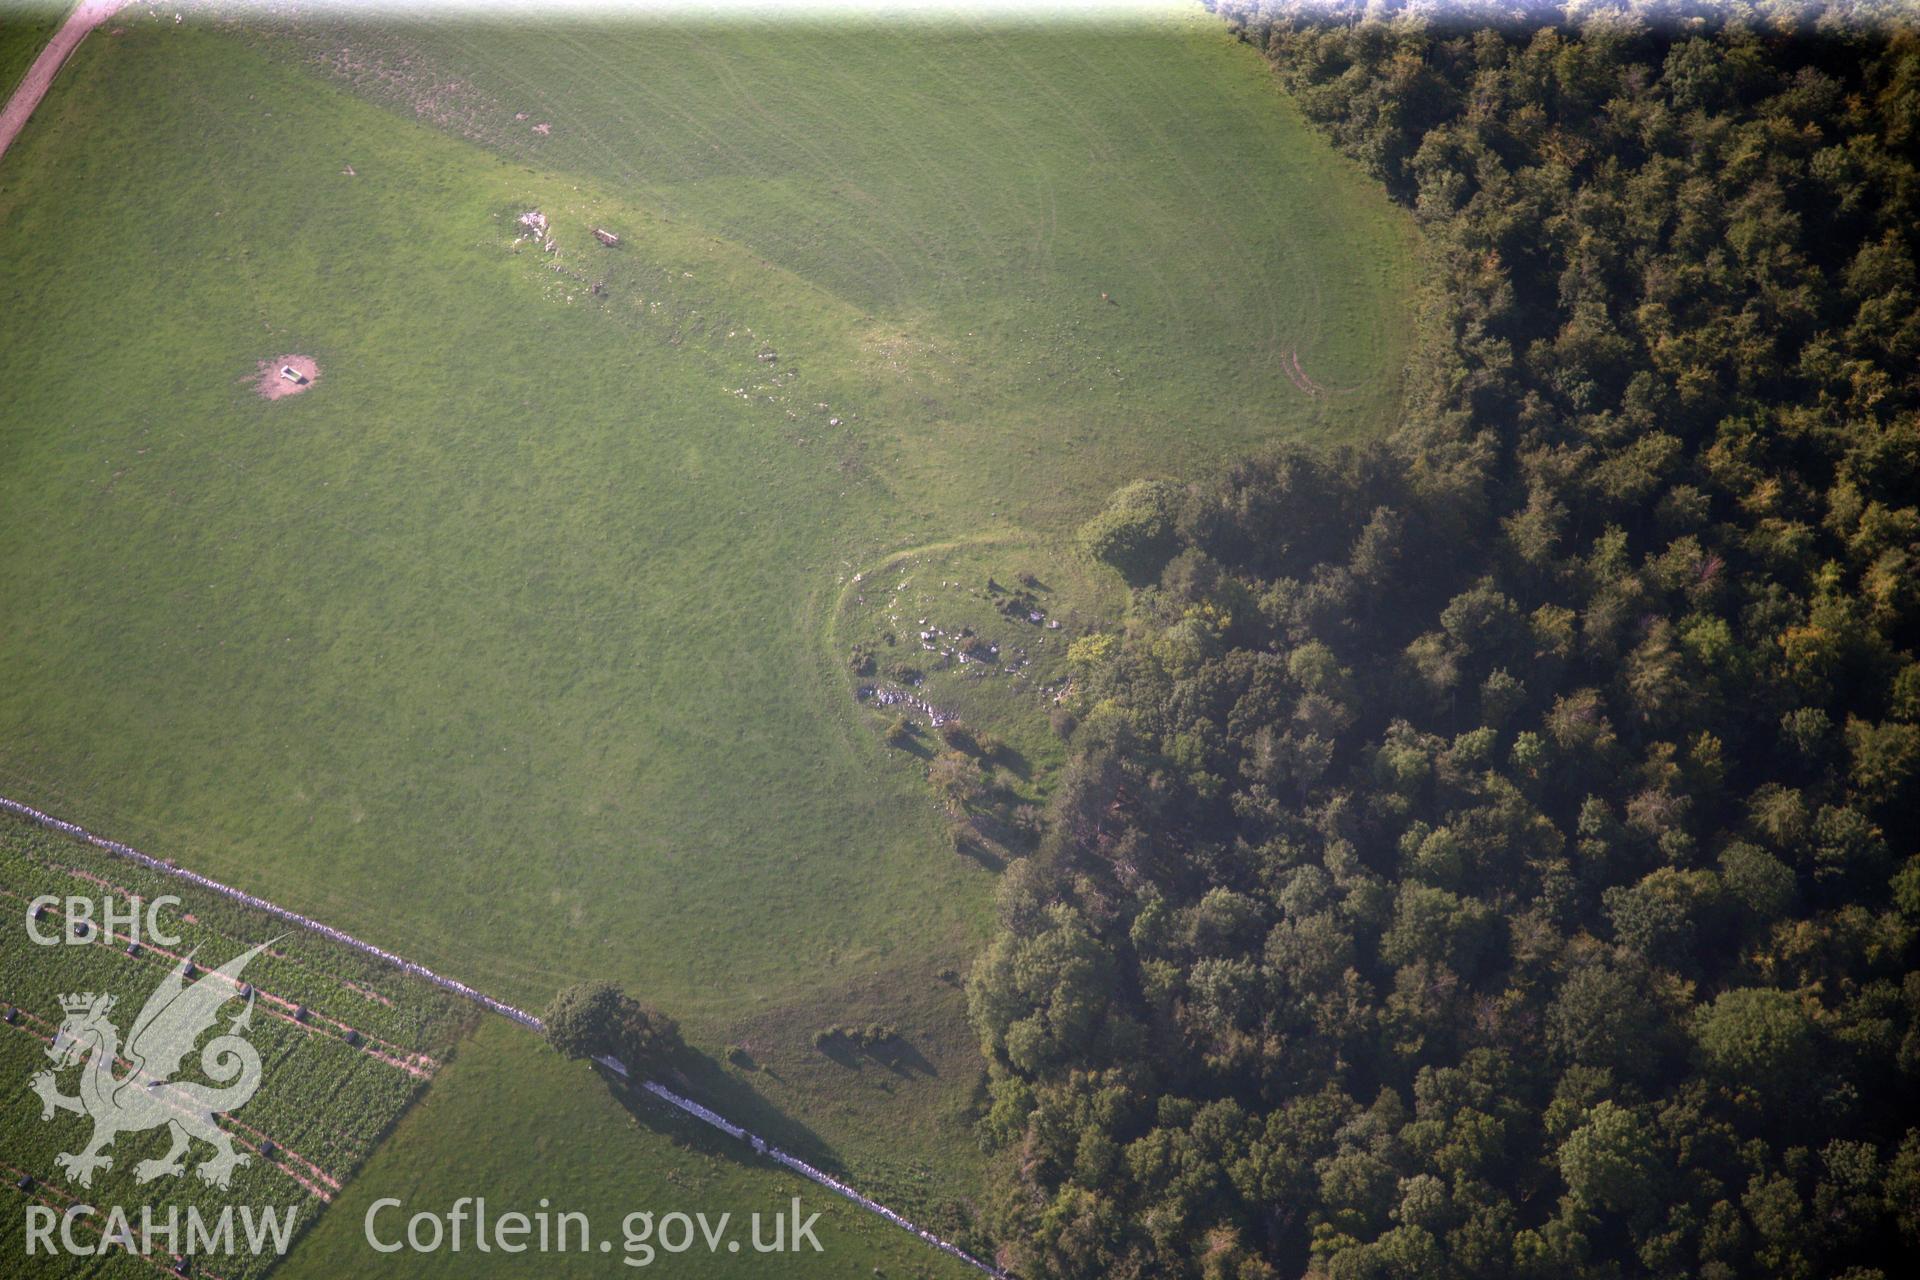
967,3 -> 1920,1276
543,980 -> 683,1073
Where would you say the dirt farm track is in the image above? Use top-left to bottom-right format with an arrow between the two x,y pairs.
0,1 -> 121,165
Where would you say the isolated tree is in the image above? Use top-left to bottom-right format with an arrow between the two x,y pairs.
544,980 -> 682,1071
545,980 -> 626,1060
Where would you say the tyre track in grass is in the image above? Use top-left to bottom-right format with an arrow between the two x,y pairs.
2,796 -> 1016,1279
0,0 -> 122,166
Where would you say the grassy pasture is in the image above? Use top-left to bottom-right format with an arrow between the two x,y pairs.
0,11 -> 58,105
268,7 -> 1416,519
0,0 -> 1417,1221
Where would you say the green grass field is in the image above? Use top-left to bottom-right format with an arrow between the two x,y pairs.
0,11 -> 56,105
0,1 -> 1418,1250
258,8 -> 1413,511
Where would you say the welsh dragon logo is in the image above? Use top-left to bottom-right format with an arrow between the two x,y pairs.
30,940 -> 273,1190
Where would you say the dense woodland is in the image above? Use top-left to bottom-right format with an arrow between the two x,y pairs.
966,3 -> 1920,1276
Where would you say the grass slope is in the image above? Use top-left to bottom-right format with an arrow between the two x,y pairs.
0,10 -> 58,105
275,6 -> 1414,516
0,15 -> 54,102
0,1 -> 1416,1226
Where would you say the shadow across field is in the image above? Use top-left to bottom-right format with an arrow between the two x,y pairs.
596,1049 -> 851,1176
591,1026 -> 944,1178
811,1032 -> 938,1080
951,828 -> 1008,874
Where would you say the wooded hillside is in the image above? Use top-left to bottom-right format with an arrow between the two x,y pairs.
968,4 -> 1920,1276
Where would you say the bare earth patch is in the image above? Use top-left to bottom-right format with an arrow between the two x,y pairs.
255,355 -> 321,400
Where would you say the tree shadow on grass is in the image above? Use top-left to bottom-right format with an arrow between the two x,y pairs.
810,1031 -> 938,1080
888,734 -> 936,762
986,741 -> 1033,784
869,1035 -> 937,1079
951,828 -> 1007,873
594,1047 -> 850,1177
